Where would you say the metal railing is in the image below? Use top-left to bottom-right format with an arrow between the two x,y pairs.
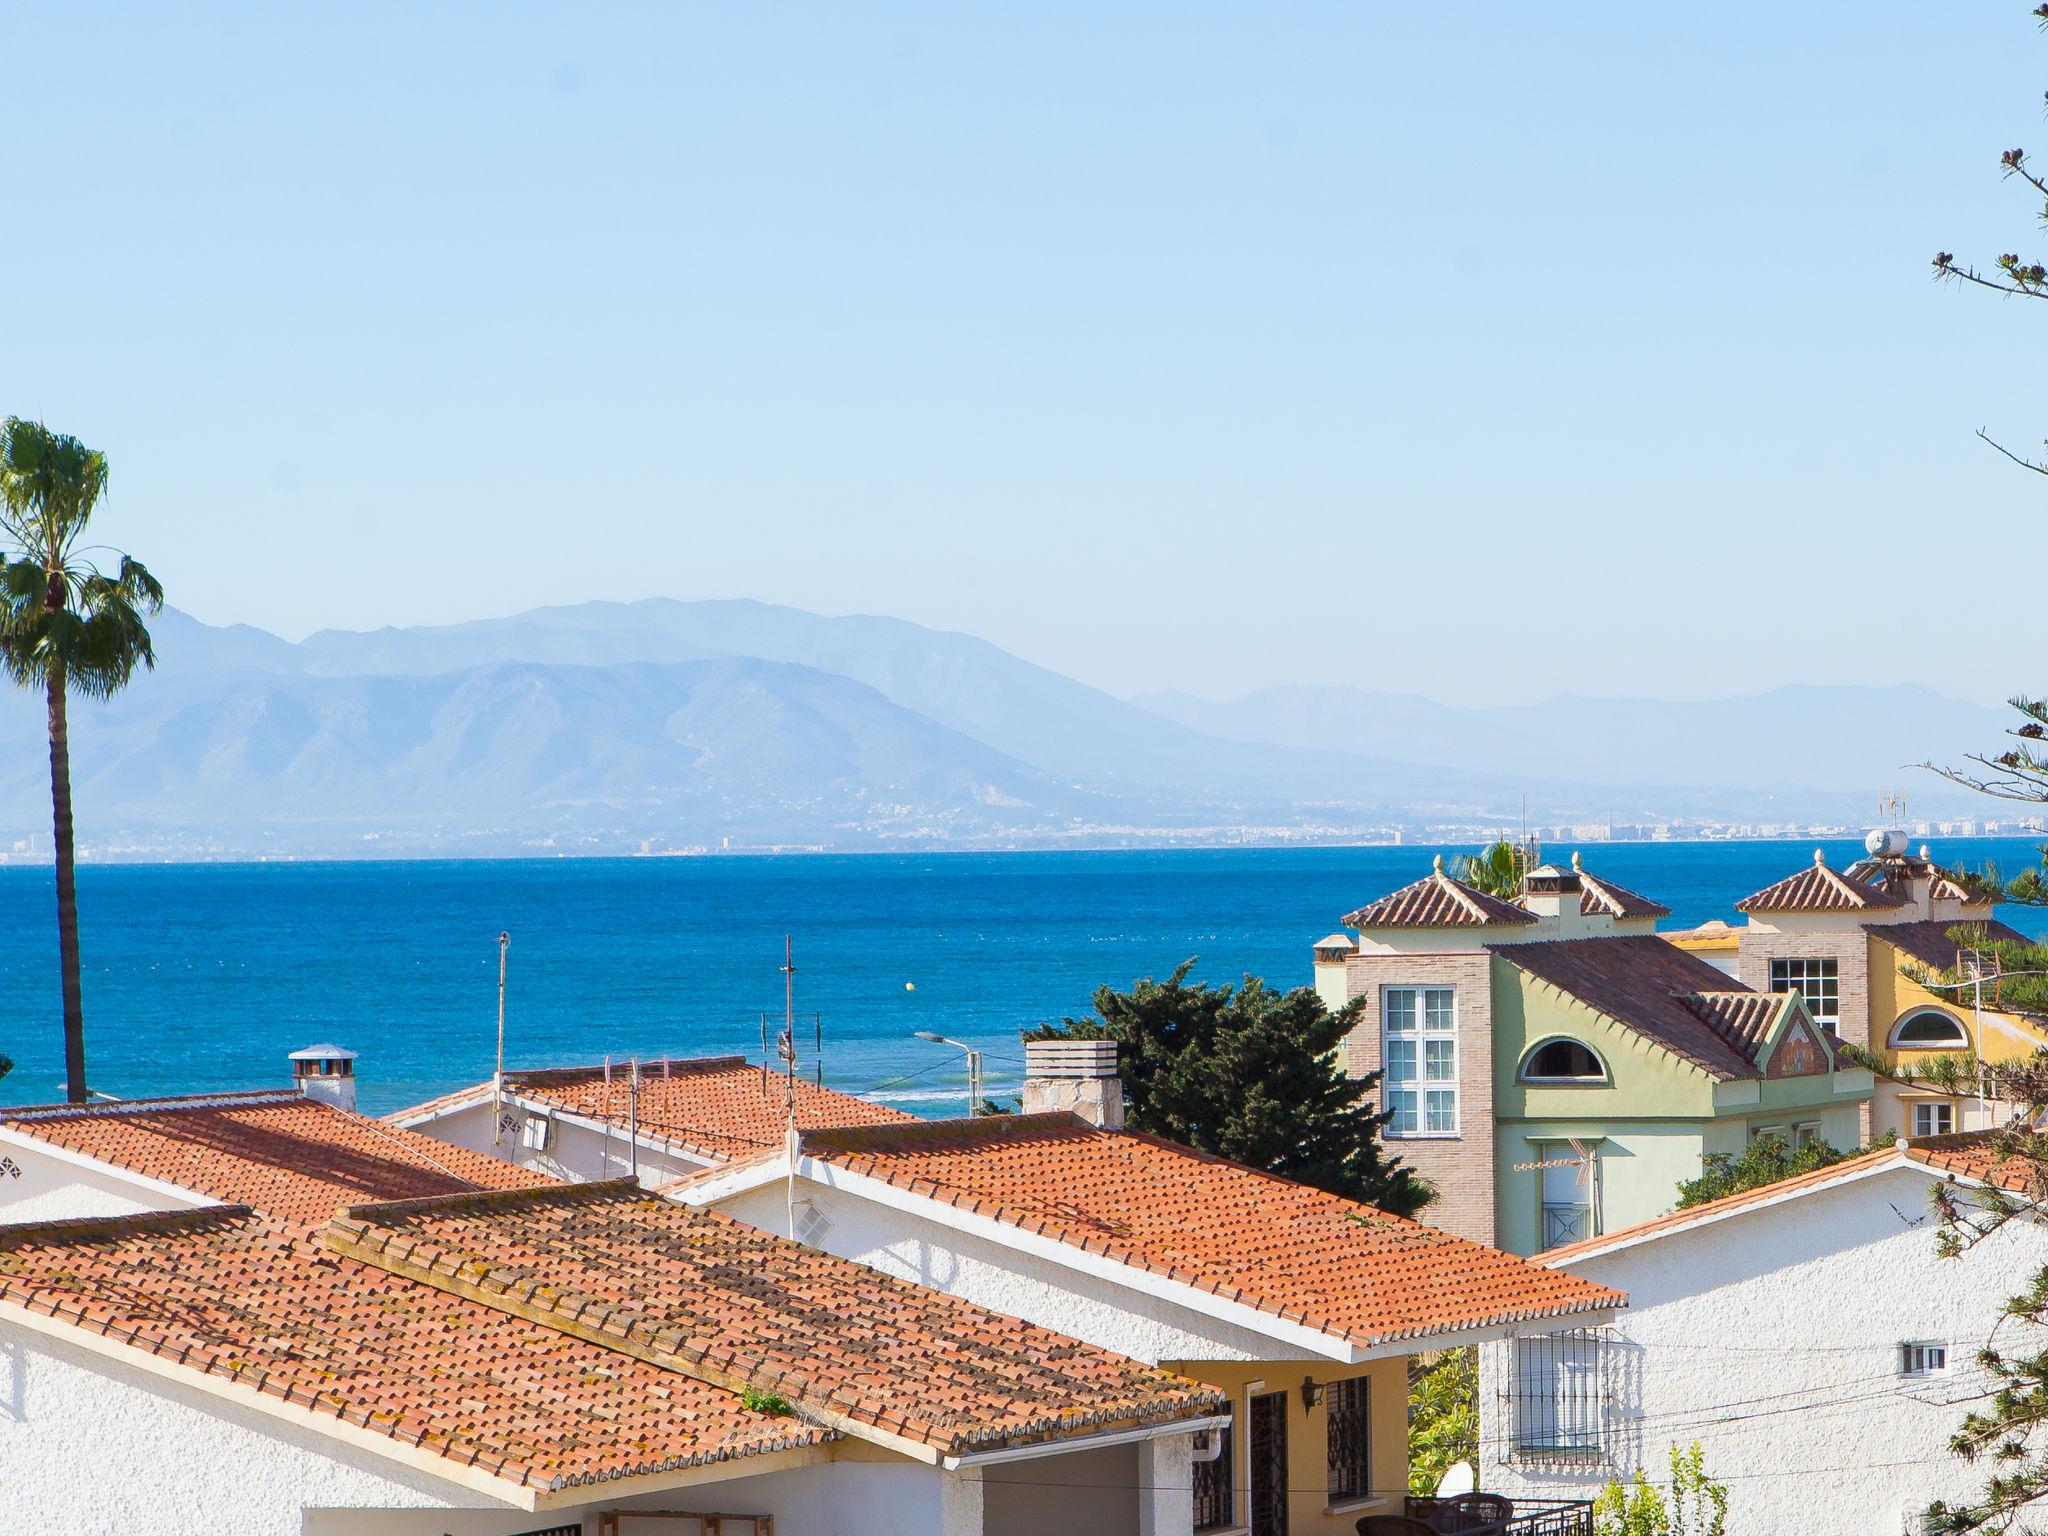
1405,1497 -> 1594,1536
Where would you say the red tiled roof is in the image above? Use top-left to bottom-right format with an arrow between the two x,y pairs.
1735,854 -> 1907,914
1677,991 -> 1788,1054
4,1095 -> 542,1226
0,1101 -> 1226,1491
0,1204 -> 827,1492
1905,1130 -> 2048,1196
327,1181 -> 1222,1456
1490,937 -> 1794,1079
493,1057 -> 912,1162
1574,869 -> 1672,921
1343,866 -> 1538,930
798,1115 -> 1620,1349
1867,919 -> 2035,973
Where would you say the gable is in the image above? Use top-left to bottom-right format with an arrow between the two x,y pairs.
1764,1012 -> 1828,1079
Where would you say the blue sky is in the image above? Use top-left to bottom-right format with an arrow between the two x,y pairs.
6,3 -> 2042,706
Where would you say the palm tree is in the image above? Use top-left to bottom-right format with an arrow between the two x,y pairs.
1452,837 -> 1533,900
0,420 -> 162,1103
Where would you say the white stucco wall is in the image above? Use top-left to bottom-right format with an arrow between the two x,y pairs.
0,1320 -> 501,1534
715,1174 -> 1307,1363
419,1096 -> 714,1189
3,1315 -> 1158,1536
0,1131 -> 209,1225
1476,1165 -> 2045,1536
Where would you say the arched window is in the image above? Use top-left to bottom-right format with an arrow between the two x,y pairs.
1521,1038 -> 1607,1083
1889,1010 -> 1969,1049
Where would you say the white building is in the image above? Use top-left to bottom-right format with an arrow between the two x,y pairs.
0,1063 -> 1225,1536
398,1041 -> 1624,1536
1477,1132 -> 2048,1536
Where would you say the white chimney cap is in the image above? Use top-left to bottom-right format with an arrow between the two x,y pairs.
289,1043 -> 358,1062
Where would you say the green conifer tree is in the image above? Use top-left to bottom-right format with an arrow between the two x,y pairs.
1028,960 -> 1430,1215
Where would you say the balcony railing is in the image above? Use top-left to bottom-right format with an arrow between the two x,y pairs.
1403,1495 -> 1595,1536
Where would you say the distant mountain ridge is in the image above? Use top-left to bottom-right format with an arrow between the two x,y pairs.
0,600 -> 2007,857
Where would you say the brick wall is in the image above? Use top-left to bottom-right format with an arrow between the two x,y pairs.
1343,950 -> 1497,1246
1737,928 -> 1873,1140
1735,931 -> 1872,1047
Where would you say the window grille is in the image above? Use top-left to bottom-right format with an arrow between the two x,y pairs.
1193,1420 -> 1234,1531
1768,957 -> 1839,1021
1509,1329 -> 1610,1459
1326,1376 -> 1371,1502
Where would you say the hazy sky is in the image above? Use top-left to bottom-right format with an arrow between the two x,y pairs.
7,3 -> 2042,707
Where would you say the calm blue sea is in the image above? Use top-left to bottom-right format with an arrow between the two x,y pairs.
2,840 -> 2044,1117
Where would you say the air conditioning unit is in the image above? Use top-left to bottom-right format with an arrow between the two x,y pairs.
520,1113 -> 554,1152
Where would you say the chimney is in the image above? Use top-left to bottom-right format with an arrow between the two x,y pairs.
1021,1038 -> 1123,1130
1519,857 -> 1582,926
290,1043 -> 358,1112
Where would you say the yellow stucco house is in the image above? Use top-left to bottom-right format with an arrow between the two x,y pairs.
1667,834 -> 2048,1139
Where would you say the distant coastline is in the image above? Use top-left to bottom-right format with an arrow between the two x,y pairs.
0,827 -> 2037,869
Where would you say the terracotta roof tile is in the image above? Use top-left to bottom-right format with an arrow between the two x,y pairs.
1904,1131 -> 2048,1196
5,1096 -> 542,1227
324,1181 -> 1224,1456
1574,869 -> 1672,920
1735,853 -> 1907,914
1343,865 -> 1539,931
1677,991 -> 1788,1054
1490,937 -> 1786,1079
0,1204 -> 823,1491
496,1057 -> 912,1162
797,1115 -> 1620,1349
1867,919 -> 2035,973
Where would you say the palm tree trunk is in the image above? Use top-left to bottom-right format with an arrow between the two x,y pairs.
46,665 -> 85,1104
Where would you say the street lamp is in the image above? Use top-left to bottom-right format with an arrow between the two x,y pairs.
912,1030 -> 983,1118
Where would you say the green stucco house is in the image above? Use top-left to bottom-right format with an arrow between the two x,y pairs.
1317,855 -> 1874,1255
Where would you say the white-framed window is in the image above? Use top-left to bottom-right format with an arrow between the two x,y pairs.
1383,986 -> 1457,1136
1912,1101 -> 1954,1137
1521,1038 -> 1607,1084
1891,1010 -> 1969,1049
1769,957 -> 1839,1022
1900,1341 -> 1949,1377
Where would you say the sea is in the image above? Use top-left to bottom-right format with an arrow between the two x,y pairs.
2,839 -> 2044,1118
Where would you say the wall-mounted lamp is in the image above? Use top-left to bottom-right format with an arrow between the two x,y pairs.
1300,1376 -> 1325,1411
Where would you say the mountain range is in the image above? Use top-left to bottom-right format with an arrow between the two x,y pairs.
0,599 -> 2011,857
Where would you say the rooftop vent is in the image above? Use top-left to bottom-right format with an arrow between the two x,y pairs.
290,1043 -> 358,1112
1020,1038 -> 1123,1131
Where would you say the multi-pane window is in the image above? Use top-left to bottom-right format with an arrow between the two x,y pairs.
1192,1421 -> 1234,1531
1912,1101 -> 1954,1137
1768,957 -> 1840,1022
1512,1329 -> 1610,1457
1901,1341 -> 1949,1377
1384,986 -> 1457,1136
1326,1376 -> 1372,1503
